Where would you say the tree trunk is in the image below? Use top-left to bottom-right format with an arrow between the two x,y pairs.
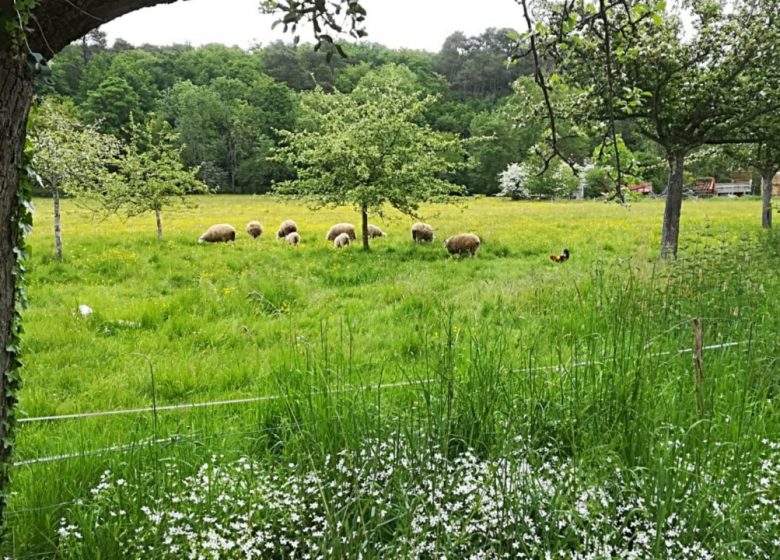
761,168 -> 774,229
155,208 -> 163,240
0,0 -> 182,533
81,35 -> 90,64
661,151 -> 686,259
361,206 -> 369,251
53,185 -> 63,260
227,134 -> 237,193
0,52 -> 34,524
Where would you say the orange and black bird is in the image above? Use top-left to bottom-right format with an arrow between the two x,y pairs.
549,248 -> 570,263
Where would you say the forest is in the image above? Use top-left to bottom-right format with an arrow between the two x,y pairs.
42,27 -> 724,198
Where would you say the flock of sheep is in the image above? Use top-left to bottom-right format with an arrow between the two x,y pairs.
197,220 -> 482,256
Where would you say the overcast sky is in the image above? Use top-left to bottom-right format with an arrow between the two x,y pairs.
102,0 -> 527,52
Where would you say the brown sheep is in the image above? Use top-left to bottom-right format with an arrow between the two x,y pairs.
246,221 -> 264,238
285,232 -> 301,246
333,232 -> 351,248
276,219 -> 298,239
411,222 -> 434,243
326,223 -> 357,241
198,224 -> 236,244
367,224 -> 387,238
444,233 -> 481,257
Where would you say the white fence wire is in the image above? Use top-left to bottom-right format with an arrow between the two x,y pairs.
17,378 -> 431,424
18,341 -> 744,425
12,340 -> 745,468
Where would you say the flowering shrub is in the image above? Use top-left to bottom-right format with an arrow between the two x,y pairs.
498,161 -> 578,200
498,163 -> 531,200
56,436 -> 780,559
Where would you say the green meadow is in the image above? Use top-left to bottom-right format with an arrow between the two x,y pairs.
6,195 -> 780,558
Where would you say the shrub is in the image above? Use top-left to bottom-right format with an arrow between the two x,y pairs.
498,160 -> 578,200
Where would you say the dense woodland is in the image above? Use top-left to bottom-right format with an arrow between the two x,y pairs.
41,27 -> 724,197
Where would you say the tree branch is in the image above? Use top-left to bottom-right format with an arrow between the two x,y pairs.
514,0 -> 578,175
27,0 -> 180,55
598,0 -> 624,203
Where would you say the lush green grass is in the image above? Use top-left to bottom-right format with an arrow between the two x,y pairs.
18,195 -> 761,414
6,195 -> 780,558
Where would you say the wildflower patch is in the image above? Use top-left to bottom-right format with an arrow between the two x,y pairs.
57,437 -> 780,559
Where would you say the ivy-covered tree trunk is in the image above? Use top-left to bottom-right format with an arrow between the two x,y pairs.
361,205 -> 369,251
661,151 -> 686,259
53,184 -> 63,260
0,0 -> 182,531
155,208 -> 163,240
0,51 -> 34,526
761,168 -> 774,229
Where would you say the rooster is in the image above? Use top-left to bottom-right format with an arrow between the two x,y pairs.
549,248 -> 570,263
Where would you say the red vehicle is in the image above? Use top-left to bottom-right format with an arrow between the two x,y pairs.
627,182 -> 653,195
691,177 -> 717,197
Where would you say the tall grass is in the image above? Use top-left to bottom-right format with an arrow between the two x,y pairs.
5,197 -> 779,557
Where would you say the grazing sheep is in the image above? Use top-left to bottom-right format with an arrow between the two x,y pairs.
326,223 -> 357,241
246,221 -> 264,238
333,232 -> 351,249
444,233 -> 481,257
367,224 -> 387,238
285,232 -> 301,246
276,219 -> 298,238
198,223 -> 236,244
411,222 -> 434,243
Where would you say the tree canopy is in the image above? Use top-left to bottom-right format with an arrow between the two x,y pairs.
273,65 -> 467,249
527,0 -> 780,256
104,115 -> 209,239
29,98 -> 121,259
42,32 -> 547,196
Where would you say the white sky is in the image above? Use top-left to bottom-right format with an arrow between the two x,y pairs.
102,0 -> 527,52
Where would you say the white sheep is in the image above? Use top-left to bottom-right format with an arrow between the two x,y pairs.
285,232 -> 301,246
333,232 -> 351,248
411,222 -> 434,242
444,233 -> 481,257
276,219 -> 298,238
368,224 -> 387,238
326,223 -> 357,241
246,221 -> 263,238
198,224 -> 236,244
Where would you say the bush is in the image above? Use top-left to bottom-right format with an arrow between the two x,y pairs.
497,162 -> 531,199
583,165 -> 611,198
498,160 -> 578,200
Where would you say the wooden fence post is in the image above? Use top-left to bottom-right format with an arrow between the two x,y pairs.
693,318 -> 704,415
